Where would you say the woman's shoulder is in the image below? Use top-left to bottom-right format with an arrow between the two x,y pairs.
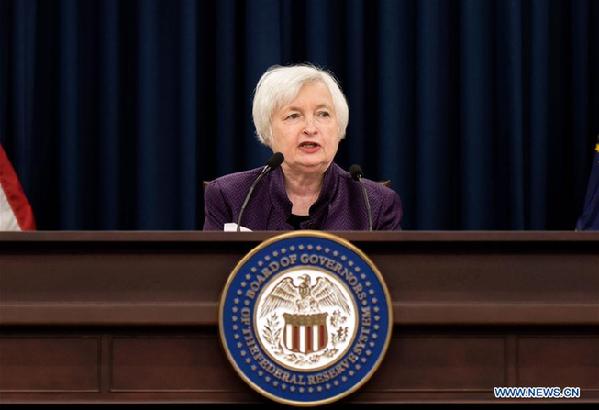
333,163 -> 398,200
207,167 -> 263,193
361,177 -> 397,198
333,164 -> 402,229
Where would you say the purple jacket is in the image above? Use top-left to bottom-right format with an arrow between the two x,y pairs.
203,163 -> 402,231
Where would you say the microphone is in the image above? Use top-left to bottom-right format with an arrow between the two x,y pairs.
265,151 -> 284,171
237,152 -> 284,231
349,164 -> 373,231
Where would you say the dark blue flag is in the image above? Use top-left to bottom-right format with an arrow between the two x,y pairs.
576,138 -> 599,230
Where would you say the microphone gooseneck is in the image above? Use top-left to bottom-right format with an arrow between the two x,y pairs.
349,164 -> 373,231
236,152 -> 284,232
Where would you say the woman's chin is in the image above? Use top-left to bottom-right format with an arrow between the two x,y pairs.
294,160 -> 329,173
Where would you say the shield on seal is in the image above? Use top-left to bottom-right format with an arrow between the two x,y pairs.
283,313 -> 328,354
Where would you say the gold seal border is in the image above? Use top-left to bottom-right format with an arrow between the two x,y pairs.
218,230 -> 394,407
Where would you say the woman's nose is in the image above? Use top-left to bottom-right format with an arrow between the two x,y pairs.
303,116 -> 317,135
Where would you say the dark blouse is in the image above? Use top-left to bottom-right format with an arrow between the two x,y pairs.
287,214 -> 310,230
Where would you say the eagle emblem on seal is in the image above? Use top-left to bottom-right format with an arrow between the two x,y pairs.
260,274 -> 350,355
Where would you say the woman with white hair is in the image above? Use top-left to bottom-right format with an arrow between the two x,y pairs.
203,64 -> 402,230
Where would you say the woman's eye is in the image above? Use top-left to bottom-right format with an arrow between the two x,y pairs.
317,111 -> 330,117
285,113 -> 300,120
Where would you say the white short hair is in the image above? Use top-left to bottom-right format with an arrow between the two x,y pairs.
252,64 -> 349,146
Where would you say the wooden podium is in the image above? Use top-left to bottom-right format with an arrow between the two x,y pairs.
1,231 -> 598,404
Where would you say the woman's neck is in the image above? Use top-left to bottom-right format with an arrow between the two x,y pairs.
282,164 -> 324,216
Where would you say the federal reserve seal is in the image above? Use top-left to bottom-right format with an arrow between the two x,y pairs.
219,231 -> 393,406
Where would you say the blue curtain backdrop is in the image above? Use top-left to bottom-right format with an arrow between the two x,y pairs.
0,0 -> 597,230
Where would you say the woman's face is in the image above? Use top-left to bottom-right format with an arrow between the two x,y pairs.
270,81 -> 340,175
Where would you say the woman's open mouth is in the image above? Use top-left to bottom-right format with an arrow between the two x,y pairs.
298,141 -> 321,153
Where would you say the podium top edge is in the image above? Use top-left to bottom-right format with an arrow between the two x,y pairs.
1,230 -> 598,242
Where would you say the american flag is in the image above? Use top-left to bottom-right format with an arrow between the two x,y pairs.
0,144 -> 36,230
